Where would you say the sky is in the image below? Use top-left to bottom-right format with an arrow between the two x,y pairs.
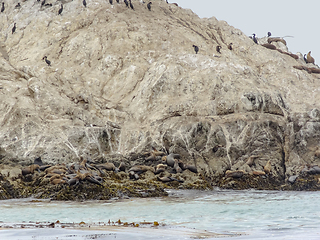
173,0 -> 319,64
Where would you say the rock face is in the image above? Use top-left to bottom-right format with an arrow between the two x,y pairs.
1,0 -> 320,187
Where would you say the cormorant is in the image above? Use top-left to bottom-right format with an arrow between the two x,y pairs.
109,0 -> 112,4
228,43 -> 233,50
124,0 -> 128,7
15,3 -> 21,8
216,45 -> 221,54
129,0 -> 134,10
1,2 -> 4,12
192,45 -> 199,54
116,0 -> 119,3
43,56 -> 51,66
83,0 -> 86,7
41,0 -> 45,6
147,1 -> 151,10
12,23 -> 16,34
267,32 -> 272,37
58,4 -> 63,14
252,33 -> 258,44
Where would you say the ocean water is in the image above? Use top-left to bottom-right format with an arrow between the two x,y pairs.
0,189 -> 320,239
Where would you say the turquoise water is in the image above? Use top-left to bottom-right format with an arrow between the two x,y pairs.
1,189 -> 320,239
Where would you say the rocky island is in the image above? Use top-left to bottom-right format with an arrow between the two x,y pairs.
1,0 -> 320,200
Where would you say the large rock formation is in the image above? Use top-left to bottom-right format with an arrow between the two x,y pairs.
1,0 -> 320,188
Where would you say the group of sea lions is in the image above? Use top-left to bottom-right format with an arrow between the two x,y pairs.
21,150 -> 198,186
251,32 -> 319,73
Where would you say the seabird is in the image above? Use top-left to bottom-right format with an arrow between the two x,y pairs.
267,32 -> 272,37
129,0 -> 134,10
12,23 -> 16,34
252,33 -> 258,44
228,43 -> 233,50
192,45 -> 199,54
147,1 -> 151,10
43,56 -> 51,66
124,0 -> 128,7
109,0 -> 112,4
216,45 -> 221,54
83,0 -> 86,7
41,0 -> 45,6
58,4 -> 63,15
116,0 -> 119,3
1,2 -> 4,12
15,3 -> 21,8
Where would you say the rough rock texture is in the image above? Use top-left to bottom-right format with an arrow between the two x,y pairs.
1,0 -> 320,189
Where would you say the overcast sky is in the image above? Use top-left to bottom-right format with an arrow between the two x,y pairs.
173,0 -> 319,64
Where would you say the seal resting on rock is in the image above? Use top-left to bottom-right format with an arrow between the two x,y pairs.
22,164 -> 40,176
245,155 -> 259,167
264,160 -> 271,174
162,153 -> 180,167
157,176 -> 184,183
225,170 -> 245,178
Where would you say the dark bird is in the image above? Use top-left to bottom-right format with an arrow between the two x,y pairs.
43,56 -> 51,66
252,33 -> 258,44
192,44 -> 199,54
12,23 -> 16,34
1,2 -> 4,12
116,0 -> 119,3
109,0 -> 112,4
267,32 -> 272,37
41,0 -> 45,6
147,1 -> 151,10
216,45 -> 221,54
44,3 -> 52,6
129,0 -> 134,10
124,0 -> 128,7
83,0 -> 86,7
58,4 -> 63,15
15,3 -> 21,8
228,43 -> 233,50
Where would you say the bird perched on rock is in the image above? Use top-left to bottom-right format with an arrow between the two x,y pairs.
252,33 -> 258,44
58,4 -> 63,15
41,0 -> 45,6
43,56 -> 51,66
129,0 -> 134,10
12,23 -> 16,34
124,0 -> 129,7
192,45 -> 199,54
1,2 -> 4,12
83,0 -> 86,7
15,3 -> 21,9
228,43 -> 233,50
267,32 -> 272,37
116,0 -> 119,3
216,45 -> 221,54
109,0 -> 113,4
147,2 -> 152,10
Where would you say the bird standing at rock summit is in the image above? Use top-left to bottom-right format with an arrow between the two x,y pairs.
12,23 -> 16,34
1,2 -> 4,12
82,0 -> 86,7
43,56 -> 51,66
58,4 -> 63,15
193,45 -> 199,54
109,0 -> 112,4
124,0 -> 128,7
129,0 -> 134,10
147,2 -> 152,10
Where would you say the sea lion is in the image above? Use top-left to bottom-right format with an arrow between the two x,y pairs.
288,175 -> 298,184
58,4 -> 63,15
154,164 -> 166,174
225,170 -> 245,178
22,164 -> 40,176
95,163 -> 117,172
162,153 -> 180,167
245,155 -> 259,167
263,160 -> 271,174
118,162 -> 126,172
251,170 -> 265,176
34,157 -> 43,166
192,45 -> 199,54
261,43 -> 277,50
267,37 -> 286,46
51,178 -> 66,185
45,165 -> 68,174
228,43 -> 233,50
306,51 -> 315,64
185,165 -> 198,173
157,176 -> 184,183
128,165 -> 154,174
173,159 -> 182,173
